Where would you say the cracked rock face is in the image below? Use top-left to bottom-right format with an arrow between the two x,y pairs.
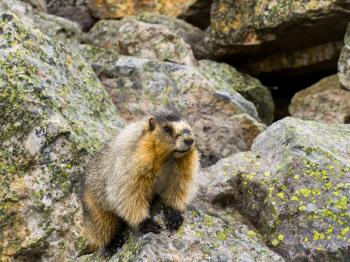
201,117 -> 350,261
0,13 -> 123,261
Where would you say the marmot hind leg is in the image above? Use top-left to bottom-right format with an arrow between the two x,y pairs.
82,190 -> 119,252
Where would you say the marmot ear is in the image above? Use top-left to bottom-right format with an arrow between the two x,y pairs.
148,117 -> 156,131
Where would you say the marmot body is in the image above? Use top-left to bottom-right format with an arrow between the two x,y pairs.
81,112 -> 199,251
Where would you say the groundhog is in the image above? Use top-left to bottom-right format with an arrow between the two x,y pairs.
81,112 -> 199,252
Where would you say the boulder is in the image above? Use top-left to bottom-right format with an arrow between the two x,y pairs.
80,45 -> 265,167
0,13 -> 123,261
202,117 -> 350,261
209,0 -> 350,76
198,60 -> 274,124
289,75 -> 350,124
210,0 -> 350,55
339,23 -> 350,91
0,0 -> 82,44
87,0 -> 197,19
133,12 -> 211,59
78,202 -> 285,262
85,18 -> 196,66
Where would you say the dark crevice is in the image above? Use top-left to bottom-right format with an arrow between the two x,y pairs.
257,67 -> 338,121
345,115 -> 350,124
255,68 -> 337,121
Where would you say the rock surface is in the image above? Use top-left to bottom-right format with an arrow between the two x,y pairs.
239,41 -> 343,75
133,12 -> 211,59
0,13 -> 123,261
80,45 -> 265,167
87,0 -> 197,19
339,23 -> 350,91
78,201 -> 285,262
0,0 -> 82,44
50,6 -> 96,32
202,117 -> 350,261
209,0 -> 350,77
46,0 -> 87,10
198,60 -> 274,124
210,0 -> 350,55
289,75 -> 350,124
85,18 -> 197,66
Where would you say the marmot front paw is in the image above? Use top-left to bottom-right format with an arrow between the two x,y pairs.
164,206 -> 184,231
139,218 -> 162,234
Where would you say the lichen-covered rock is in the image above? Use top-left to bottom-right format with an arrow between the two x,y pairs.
0,0 -> 82,44
202,117 -> 350,261
210,0 -> 350,55
209,0 -> 350,79
198,60 -> 274,124
78,202 -> 285,262
134,12 -> 211,59
80,45 -> 265,166
77,44 -> 120,75
0,13 -> 123,261
85,18 -> 196,66
289,75 -> 350,124
87,0 -> 197,19
339,23 -> 350,91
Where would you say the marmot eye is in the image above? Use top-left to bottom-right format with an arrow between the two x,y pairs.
164,126 -> 172,134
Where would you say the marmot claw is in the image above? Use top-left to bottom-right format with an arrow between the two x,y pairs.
139,218 -> 162,234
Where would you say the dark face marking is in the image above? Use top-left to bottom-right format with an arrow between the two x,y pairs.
155,112 -> 182,124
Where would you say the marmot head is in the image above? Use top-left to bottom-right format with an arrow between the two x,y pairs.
146,112 -> 195,158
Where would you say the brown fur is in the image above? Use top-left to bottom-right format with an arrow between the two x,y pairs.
81,115 -> 199,251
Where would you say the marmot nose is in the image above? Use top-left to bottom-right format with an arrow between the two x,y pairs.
184,138 -> 194,146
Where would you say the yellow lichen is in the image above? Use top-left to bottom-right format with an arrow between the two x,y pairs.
271,239 -> 279,246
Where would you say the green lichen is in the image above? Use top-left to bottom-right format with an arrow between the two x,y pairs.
203,215 -> 214,227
